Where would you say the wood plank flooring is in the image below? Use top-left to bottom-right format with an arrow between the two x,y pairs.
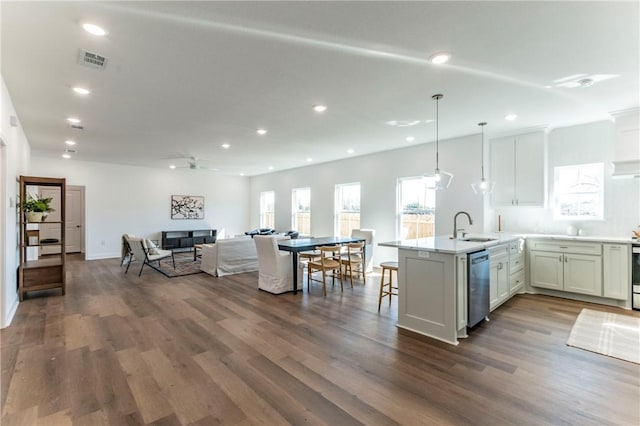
2,254 -> 639,425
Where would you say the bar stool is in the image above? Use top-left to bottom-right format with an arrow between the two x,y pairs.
378,261 -> 398,311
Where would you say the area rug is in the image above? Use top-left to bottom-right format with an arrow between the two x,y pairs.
567,308 -> 640,364
149,253 -> 204,278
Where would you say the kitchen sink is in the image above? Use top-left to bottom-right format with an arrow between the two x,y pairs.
462,237 -> 497,242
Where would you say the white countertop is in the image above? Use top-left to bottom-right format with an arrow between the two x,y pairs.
378,234 -> 521,255
379,233 -> 637,254
519,233 -> 635,244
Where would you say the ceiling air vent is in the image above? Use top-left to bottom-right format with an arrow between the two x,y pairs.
69,124 -> 84,131
78,48 -> 108,70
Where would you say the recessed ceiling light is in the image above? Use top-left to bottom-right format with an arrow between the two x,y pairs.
62,154 -> 71,159
306,157 -> 313,162
66,117 -> 81,124
313,104 -> 327,113
429,52 -> 450,65
385,120 -> 421,127
505,114 -> 518,121
65,140 -> 76,146
82,23 -> 107,36
256,129 -> 267,135
169,164 -> 176,169
406,136 -> 415,142
577,78 -> 594,87
221,143 -> 231,149
72,87 -> 90,95
347,149 -> 354,154
240,172 -> 245,176
268,166 -> 274,170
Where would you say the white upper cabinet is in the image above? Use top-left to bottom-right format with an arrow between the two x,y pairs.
490,132 -> 544,207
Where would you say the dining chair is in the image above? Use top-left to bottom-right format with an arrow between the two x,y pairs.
307,245 -> 343,296
253,235 -> 295,294
339,241 -> 366,287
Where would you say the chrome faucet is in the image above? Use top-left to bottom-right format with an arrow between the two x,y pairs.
453,211 -> 473,239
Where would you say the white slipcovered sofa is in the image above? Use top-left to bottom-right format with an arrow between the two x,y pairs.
200,236 -> 259,277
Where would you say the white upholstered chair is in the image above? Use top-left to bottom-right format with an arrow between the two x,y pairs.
125,236 -> 175,276
253,235 -> 296,294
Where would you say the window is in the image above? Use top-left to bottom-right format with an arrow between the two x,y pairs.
335,182 -> 360,237
259,191 -> 275,229
397,176 -> 436,239
291,187 -> 311,235
554,163 -> 604,220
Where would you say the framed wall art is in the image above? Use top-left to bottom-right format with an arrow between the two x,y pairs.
171,195 -> 204,219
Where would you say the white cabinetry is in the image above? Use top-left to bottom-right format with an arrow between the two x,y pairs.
456,255 -> 468,331
490,132 -> 544,207
603,244 -> 630,300
509,239 -> 525,294
490,244 -> 509,311
529,239 -> 602,296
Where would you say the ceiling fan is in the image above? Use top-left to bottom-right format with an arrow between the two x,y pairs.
171,156 -> 218,171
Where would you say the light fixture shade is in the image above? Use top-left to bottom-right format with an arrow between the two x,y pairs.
471,178 -> 495,194
426,168 -> 454,190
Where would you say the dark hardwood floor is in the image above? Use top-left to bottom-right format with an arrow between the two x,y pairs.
2,254 -> 639,425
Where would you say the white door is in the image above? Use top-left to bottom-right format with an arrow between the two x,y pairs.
65,187 -> 83,253
514,132 -> 544,206
490,137 -> 515,206
39,185 -> 84,254
530,250 -> 563,290
564,253 -> 602,296
39,187 -> 62,255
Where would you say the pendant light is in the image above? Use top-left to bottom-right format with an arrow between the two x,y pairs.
471,121 -> 495,194
427,94 -> 453,190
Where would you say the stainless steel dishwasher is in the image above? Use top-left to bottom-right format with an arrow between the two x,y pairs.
467,250 -> 490,328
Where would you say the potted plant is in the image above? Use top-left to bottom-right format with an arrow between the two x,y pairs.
23,194 -> 54,222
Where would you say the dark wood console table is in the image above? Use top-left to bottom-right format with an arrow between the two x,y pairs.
161,229 -> 216,252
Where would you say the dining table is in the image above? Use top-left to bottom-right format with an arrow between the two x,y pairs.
277,236 -> 366,295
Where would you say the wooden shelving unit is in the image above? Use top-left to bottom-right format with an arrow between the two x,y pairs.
18,176 -> 66,301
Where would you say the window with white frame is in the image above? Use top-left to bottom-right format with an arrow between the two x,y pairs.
259,191 -> 275,229
335,182 -> 361,237
397,176 -> 436,239
291,187 -> 311,235
554,163 -> 604,220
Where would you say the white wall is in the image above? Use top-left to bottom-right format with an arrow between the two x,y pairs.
1,76 -> 31,328
29,158 -> 251,259
493,120 -> 640,237
250,134 -> 487,266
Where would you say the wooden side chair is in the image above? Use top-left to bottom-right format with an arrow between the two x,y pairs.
338,242 -> 366,287
307,245 -> 343,296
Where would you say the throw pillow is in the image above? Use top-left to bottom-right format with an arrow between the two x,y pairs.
144,239 -> 160,255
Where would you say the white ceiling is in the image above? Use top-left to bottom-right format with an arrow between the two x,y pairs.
2,1 -> 638,176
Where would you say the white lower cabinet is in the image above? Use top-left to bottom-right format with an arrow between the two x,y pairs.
456,255 -> 468,331
490,244 -> 510,311
509,239 -> 525,294
529,239 -> 603,297
603,243 -> 630,300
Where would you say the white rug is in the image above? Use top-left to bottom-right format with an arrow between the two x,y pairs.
567,308 -> 640,364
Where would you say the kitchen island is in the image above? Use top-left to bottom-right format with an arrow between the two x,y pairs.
379,234 -> 520,345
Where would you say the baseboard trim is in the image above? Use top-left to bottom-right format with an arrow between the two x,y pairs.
2,296 -> 19,329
